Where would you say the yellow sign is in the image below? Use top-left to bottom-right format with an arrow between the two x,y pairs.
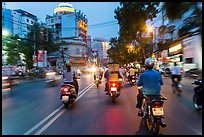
169,44 -> 182,53
54,7 -> 75,13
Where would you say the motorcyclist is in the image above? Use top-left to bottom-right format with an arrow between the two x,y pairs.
94,66 -> 102,81
104,66 -> 122,94
170,62 -> 181,86
136,57 -> 164,116
129,66 -> 137,81
63,64 -> 79,95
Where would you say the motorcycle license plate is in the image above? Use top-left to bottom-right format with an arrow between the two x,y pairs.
152,107 -> 164,116
132,80 -> 135,82
111,87 -> 117,91
62,96 -> 69,101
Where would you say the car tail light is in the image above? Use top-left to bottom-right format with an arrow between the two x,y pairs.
132,76 -> 135,78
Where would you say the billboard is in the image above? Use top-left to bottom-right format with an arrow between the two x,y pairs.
61,14 -> 76,38
37,50 -> 44,68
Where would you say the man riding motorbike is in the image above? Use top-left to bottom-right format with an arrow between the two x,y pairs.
63,64 -> 79,95
170,62 -> 182,87
136,57 -> 164,116
128,66 -> 136,81
104,66 -> 122,94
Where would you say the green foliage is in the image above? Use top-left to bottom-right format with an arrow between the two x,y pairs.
112,2 -> 160,63
4,40 -> 20,66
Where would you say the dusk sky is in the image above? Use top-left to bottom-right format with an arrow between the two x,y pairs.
5,2 -> 120,41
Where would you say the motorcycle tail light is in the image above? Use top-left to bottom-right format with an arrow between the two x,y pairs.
153,102 -> 163,107
110,81 -> 118,88
61,87 -> 70,92
132,76 -> 135,78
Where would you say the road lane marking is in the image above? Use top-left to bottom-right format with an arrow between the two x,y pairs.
23,105 -> 64,135
34,84 -> 95,135
23,82 -> 94,135
34,109 -> 67,135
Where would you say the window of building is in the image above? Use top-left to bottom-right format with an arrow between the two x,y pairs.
27,19 -> 29,23
51,19 -> 54,23
185,58 -> 193,63
31,21 -> 34,24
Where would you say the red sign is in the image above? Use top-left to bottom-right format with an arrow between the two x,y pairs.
34,55 -> 37,63
37,50 -> 44,62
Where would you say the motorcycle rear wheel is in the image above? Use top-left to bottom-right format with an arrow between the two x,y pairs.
152,121 -> 160,135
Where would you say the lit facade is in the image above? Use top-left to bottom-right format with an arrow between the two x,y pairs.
45,2 -> 88,70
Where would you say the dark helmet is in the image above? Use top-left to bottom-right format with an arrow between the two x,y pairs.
145,57 -> 154,69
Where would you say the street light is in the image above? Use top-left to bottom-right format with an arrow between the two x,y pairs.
146,25 -> 158,59
2,30 -> 9,36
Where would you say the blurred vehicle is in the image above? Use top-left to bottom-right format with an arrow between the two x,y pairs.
2,76 -> 12,92
45,72 -> 60,87
163,68 -> 171,77
76,69 -> 81,76
185,68 -> 201,78
192,79 -> 202,111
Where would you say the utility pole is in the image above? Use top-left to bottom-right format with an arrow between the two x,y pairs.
61,49 -> 65,78
33,28 -> 37,70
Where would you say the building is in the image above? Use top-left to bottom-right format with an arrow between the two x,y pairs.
146,2 -> 202,72
13,9 -> 37,38
45,2 -> 88,71
91,38 -> 111,66
2,8 -> 13,35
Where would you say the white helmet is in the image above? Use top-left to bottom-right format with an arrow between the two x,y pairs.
145,57 -> 154,69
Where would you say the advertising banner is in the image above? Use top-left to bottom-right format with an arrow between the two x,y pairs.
37,50 -> 44,68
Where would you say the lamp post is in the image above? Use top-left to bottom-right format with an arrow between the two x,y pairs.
146,25 -> 158,59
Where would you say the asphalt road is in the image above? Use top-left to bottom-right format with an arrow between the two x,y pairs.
2,73 -> 202,135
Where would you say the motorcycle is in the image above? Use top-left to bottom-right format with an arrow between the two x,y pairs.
138,86 -> 167,135
60,81 -> 77,108
95,75 -> 101,87
107,81 -> 120,103
45,72 -> 59,87
119,77 -> 124,88
172,79 -> 183,96
192,79 -> 202,111
130,75 -> 136,85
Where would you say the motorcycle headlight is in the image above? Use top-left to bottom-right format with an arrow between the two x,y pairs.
46,72 -> 56,76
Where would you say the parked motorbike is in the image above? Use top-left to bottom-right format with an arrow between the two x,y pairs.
107,81 -> 120,103
192,79 -> 202,111
172,79 -> 183,96
138,86 -> 167,135
60,81 -> 77,108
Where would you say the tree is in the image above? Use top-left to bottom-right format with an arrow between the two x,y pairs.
4,40 -> 21,66
114,2 -> 160,63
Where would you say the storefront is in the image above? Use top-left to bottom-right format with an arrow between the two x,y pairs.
168,41 -> 183,69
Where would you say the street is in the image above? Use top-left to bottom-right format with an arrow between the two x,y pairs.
2,73 -> 202,135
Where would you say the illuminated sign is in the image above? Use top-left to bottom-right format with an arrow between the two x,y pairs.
54,7 -> 75,13
78,20 -> 87,31
169,44 -> 182,53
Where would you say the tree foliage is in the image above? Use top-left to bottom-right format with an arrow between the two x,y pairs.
111,2 -> 160,64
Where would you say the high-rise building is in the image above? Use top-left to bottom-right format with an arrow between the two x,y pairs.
13,9 -> 37,38
45,2 -> 88,70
